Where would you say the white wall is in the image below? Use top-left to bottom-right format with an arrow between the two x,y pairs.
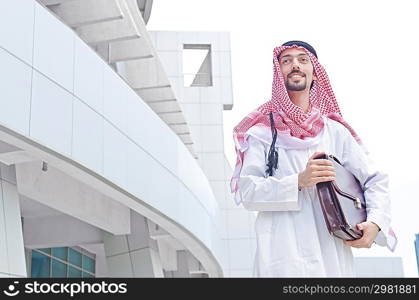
0,165 -> 26,277
150,30 -> 256,277
0,0 -> 224,277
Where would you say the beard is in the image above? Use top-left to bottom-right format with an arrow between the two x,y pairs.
285,77 -> 307,91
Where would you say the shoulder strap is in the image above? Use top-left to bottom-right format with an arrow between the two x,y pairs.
266,112 -> 278,176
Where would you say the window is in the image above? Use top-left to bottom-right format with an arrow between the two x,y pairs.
183,44 -> 212,87
31,251 -> 50,278
68,266 -> 82,278
31,247 -> 95,278
68,248 -> 82,267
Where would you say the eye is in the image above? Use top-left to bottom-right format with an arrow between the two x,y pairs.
281,59 -> 289,64
299,57 -> 309,63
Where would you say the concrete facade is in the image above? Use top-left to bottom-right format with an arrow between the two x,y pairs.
0,0 -> 232,278
0,164 -> 26,277
3,0 -> 403,279
149,31 -> 256,277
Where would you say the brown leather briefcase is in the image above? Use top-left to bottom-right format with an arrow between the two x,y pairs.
315,154 -> 367,240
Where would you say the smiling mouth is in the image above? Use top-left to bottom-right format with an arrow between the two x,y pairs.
289,73 -> 305,79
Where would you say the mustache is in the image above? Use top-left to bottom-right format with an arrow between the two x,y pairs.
288,70 -> 306,78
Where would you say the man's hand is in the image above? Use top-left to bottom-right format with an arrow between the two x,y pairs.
298,152 -> 336,189
344,222 -> 380,248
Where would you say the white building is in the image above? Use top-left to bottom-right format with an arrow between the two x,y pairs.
0,0 -> 256,278
354,257 -> 404,277
1,0 -> 402,279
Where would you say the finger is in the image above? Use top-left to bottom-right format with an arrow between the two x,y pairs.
357,222 -> 368,231
348,242 -> 372,249
313,176 -> 335,184
312,171 -> 336,177
344,233 -> 372,248
309,152 -> 326,160
344,240 -> 359,247
311,165 -> 335,171
347,235 -> 371,247
310,159 -> 333,166
344,239 -> 364,248
346,243 -> 362,248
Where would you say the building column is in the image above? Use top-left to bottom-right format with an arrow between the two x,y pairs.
103,211 -> 164,277
0,164 -> 26,277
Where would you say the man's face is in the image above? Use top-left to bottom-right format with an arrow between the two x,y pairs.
278,48 -> 316,92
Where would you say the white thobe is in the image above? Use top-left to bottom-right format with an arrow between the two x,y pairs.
237,117 -> 391,277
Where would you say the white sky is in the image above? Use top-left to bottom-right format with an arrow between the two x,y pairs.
148,0 -> 419,277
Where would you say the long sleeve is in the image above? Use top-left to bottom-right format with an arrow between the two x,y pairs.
341,129 -> 391,246
237,135 -> 300,211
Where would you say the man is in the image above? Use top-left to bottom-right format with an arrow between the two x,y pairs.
230,41 -> 396,277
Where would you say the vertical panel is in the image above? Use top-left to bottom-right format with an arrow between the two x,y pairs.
2,181 -> 26,276
74,37 -> 104,113
0,164 -> 17,186
0,49 -> 32,135
102,232 -> 129,257
72,100 -> 104,173
30,71 -> 73,156
103,122 -> 127,188
33,2 -> 74,91
125,89 -> 151,147
106,253 -> 133,277
0,0 -> 35,64
125,141 -> 152,203
130,248 -> 155,277
103,66 -> 128,133
0,180 -> 8,274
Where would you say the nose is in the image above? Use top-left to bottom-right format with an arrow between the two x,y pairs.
291,58 -> 301,70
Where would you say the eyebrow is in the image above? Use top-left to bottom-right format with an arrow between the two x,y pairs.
280,53 -> 309,60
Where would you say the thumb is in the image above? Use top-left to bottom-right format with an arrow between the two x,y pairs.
310,151 -> 326,160
357,222 -> 367,230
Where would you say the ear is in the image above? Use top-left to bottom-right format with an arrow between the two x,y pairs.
313,71 -> 318,80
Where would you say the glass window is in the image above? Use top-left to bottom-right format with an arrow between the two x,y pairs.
68,266 -> 82,278
82,272 -> 94,278
32,247 -> 95,278
31,251 -> 50,278
51,259 -> 67,277
68,248 -> 82,267
183,44 -> 212,87
82,255 -> 95,273
52,247 -> 68,261
38,248 -> 51,255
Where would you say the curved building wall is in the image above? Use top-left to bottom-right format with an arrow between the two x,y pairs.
0,0 -> 224,277
149,30 -> 257,277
